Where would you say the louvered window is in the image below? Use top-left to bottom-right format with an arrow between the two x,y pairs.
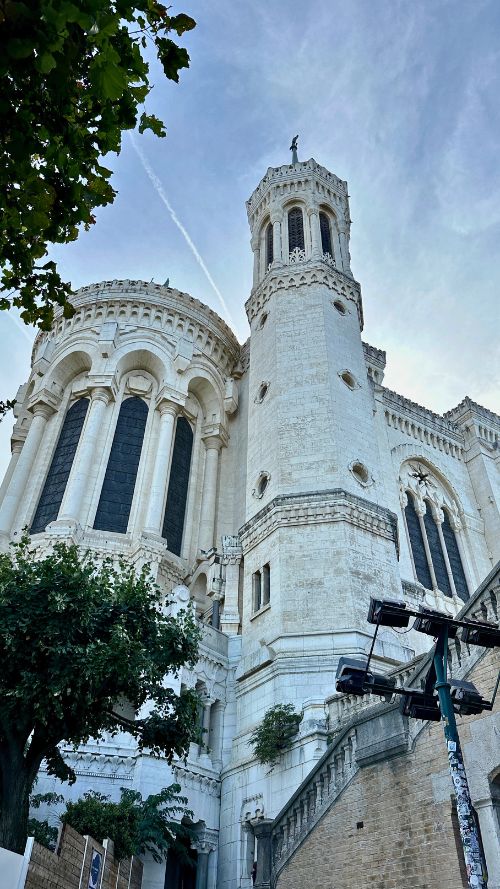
266,223 -> 273,267
288,207 -> 305,252
31,398 -> 89,533
162,417 -> 193,556
404,493 -> 432,589
423,500 -> 452,596
93,396 -> 148,534
320,212 -> 332,256
442,509 -> 469,600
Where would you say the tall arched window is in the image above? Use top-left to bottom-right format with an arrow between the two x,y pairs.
404,493 -> 433,590
162,416 -> 193,556
31,398 -> 89,533
288,207 -> 305,253
400,460 -> 470,601
442,508 -> 469,601
319,212 -> 333,256
265,222 -> 273,267
93,396 -> 148,534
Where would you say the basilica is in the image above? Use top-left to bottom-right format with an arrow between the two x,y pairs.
0,154 -> 499,889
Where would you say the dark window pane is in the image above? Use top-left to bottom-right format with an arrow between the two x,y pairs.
162,417 -> 193,556
442,509 -> 469,601
93,397 -> 148,534
31,398 -> 89,533
288,207 -> 305,252
266,222 -> 273,267
404,493 -> 433,589
320,212 -> 332,256
423,500 -> 452,596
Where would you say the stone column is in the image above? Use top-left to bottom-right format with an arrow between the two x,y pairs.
251,238 -> 260,287
308,207 -> 321,258
415,501 -> 438,591
474,799 -> 500,889
338,224 -> 352,274
251,819 -> 273,889
58,387 -> 113,524
220,534 -> 242,635
0,440 -> 23,510
434,508 -> 458,597
195,849 -> 210,889
0,399 -> 55,537
143,400 -> 179,535
198,432 -> 224,555
270,210 -> 283,264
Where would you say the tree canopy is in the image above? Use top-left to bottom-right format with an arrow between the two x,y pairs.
0,536 -> 200,853
0,0 -> 195,330
62,785 -> 196,862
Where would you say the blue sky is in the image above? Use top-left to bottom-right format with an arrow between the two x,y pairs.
1,0 -> 499,476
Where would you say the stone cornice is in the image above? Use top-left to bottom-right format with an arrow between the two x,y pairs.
246,158 -> 348,218
382,387 -> 465,459
245,262 -> 363,328
32,279 -> 241,375
239,489 -> 398,553
444,396 -> 500,431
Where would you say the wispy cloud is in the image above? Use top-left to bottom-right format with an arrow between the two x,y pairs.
129,132 -> 241,338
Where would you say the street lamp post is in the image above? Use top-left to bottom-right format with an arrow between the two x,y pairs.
335,600 -> 500,889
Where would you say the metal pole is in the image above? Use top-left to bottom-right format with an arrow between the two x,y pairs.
433,629 -> 488,889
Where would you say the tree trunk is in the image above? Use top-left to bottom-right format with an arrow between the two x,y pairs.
0,746 -> 36,854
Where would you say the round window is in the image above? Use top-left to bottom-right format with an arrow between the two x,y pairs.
340,371 -> 357,390
254,472 -> 270,498
255,381 -> 270,403
258,311 -> 269,329
333,299 -> 346,315
350,462 -> 370,486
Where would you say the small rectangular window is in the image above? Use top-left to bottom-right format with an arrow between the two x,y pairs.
262,563 -> 270,606
252,571 -> 262,612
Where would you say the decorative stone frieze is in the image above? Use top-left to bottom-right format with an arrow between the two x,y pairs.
245,261 -> 363,327
246,158 -> 348,218
239,490 -> 398,554
384,387 -> 465,459
31,280 -> 240,377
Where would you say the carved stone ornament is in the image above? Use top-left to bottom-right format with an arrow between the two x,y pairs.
126,373 -> 152,396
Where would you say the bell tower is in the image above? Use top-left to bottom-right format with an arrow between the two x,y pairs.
239,146 -> 406,678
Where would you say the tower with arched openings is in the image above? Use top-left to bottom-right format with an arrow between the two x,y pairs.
0,153 -> 499,889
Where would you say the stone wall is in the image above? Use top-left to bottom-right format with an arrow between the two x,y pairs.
275,646 -> 500,889
25,824 -> 142,889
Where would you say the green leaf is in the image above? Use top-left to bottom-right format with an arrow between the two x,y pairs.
169,13 -> 196,35
37,52 -> 56,74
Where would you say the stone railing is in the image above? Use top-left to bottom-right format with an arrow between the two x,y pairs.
268,560 -> 500,886
271,723 -> 358,883
382,386 -> 464,460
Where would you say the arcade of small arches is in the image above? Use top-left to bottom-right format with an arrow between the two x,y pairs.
399,460 -> 471,603
253,202 -> 349,285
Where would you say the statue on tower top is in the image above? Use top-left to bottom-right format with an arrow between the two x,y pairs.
290,134 -> 299,164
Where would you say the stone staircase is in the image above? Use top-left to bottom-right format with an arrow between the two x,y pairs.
267,562 -> 500,888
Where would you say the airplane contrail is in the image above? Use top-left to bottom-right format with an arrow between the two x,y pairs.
4,309 -> 35,345
129,132 -> 239,337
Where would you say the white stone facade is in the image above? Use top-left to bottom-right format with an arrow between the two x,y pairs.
0,157 -> 498,889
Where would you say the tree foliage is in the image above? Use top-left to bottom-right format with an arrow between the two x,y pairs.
0,536 -> 200,853
28,791 -> 64,850
0,399 -> 16,422
249,704 -> 302,768
0,0 -> 196,329
62,785 -> 195,862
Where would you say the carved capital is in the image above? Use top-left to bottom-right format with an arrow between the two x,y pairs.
202,422 -> 229,449
27,387 -> 61,418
